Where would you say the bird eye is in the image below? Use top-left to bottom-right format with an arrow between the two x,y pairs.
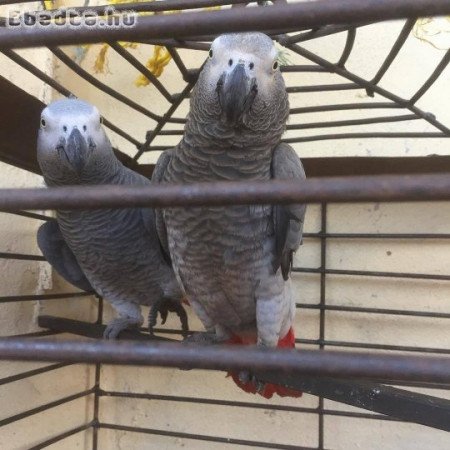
249,62 -> 254,70
209,49 -> 213,58
40,118 -> 46,128
272,61 -> 279,71
228,59 -> 233,67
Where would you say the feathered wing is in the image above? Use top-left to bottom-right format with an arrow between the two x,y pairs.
151,149 -> 175,261
37,219 -> 94,292
271,143 -> 306,280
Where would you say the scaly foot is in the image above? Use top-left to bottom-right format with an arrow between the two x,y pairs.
148,298 -> 189,338
103,318 -> 141,339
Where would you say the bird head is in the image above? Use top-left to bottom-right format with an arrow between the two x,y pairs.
192,33 -> 288,132
37,98 -> 113,183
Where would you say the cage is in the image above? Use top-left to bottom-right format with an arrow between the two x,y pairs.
0,0 -> 449,449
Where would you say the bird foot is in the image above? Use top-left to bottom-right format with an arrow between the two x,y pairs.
148,298 -> 189,338
238,370 -> 266,394
103,318 -> 141,339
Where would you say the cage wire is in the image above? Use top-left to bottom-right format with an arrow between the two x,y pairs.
0,0 -> 449,449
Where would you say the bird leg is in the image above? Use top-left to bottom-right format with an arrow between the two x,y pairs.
103,317 -> 143,339
148,298 -> 189,338
104,302 -> 143,339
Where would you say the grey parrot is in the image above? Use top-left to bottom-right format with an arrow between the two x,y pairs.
36,98 -> 188,339
153,33 -> 306,397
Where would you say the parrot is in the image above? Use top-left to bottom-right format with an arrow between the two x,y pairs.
36,98 -> 188,339
153,33 -> 306,398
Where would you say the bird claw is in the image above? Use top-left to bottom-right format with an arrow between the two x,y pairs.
238,370 -> 266,393
103,318 -> 141,339
148,298 -> 189,338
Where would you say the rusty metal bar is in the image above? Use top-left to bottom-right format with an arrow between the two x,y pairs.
1,1 -> 450,49
0,174 -> 449,211
1,337 -> 450,382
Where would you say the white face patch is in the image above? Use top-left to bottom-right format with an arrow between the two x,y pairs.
205,33 -> 279,97
38,100 -> 107,160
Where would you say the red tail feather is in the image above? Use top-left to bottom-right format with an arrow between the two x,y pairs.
226,327 -> 303,399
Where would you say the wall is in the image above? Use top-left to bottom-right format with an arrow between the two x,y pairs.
0,2 -> 449,449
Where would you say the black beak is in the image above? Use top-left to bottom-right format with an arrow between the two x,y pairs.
63,128 -> 92,174
217,63 -> 257,126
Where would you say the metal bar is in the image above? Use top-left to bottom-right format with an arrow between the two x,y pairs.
166,47 -> 192,82
135,82 -> 194,160
303,232 -> 450,239
49,47 -> 162,122
107,42 -> 174,103
8,330 -> 60,338
32,0 -> 252,17
0,49 -> 141,147
0,292 -> 92,304
293,267 -> 450,281
289,102 -> 401,114
38,315 -> 169,341
284,23 -> 372,45
286,114 -> 418,130
410,49 -> 450,104
0,174 -> 450,211
92,297 -> 103,450
318,203 -> 327,450
28,422 -> 94,450
256,376 -> 450,432
296,303 -> 450,319
287,43 -> 450,135
0,252 -> 45,261
0,337 -> 450,382
284,132 -> 446,143
0,388 -> 95,427
296,338 -> 450,355
369,19 -> 415,88
281,65 -> 327,73
0,363 -> 71,386
287,83 -> 358,93
99,423 -> 320,450
0,210 -> 50,221
1,1 -> 450,49
337,28 -> 356,67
